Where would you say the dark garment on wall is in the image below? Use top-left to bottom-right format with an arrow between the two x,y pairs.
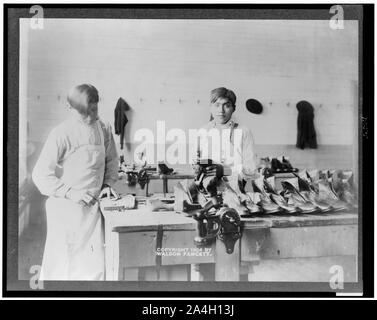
296,100 -> 317,149
114,97 -> 130,149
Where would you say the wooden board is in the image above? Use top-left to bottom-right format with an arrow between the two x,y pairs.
215,239 -> 240,281
247,255 -> 357,282
240,227 -> 270,262
242,225 -> 357,261
161,230 -> 215,265
141,265 -> 191,281
118,231 -> 157,268
103,211 -> 197,233
105,210 -> 358,232
242,212 -> 358,229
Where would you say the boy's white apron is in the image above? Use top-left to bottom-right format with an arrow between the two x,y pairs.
40,121 -> 106,280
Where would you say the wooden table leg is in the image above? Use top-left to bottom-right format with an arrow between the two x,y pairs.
163,176 -> 168,197
104,217 -> 119,281
193,263 -> 215,281
215,238 -> 240,281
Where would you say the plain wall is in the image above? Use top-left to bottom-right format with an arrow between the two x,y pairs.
21,19 -> 358,169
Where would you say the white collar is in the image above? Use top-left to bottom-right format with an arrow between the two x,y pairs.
210,120 -> 235,129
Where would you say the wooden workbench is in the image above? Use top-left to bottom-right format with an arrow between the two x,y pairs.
103,210 -> 199,281
102,209 -> 358,282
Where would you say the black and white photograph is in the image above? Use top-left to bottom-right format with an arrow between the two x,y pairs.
4,3 -> 374,298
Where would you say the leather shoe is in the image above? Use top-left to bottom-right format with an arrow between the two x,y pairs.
294,172 -> 332,213
222,184 -> 251,216
331,170 -> 358,209
264,176 -> 299,214
317,179 -> 349,212
281,178 -> 318,213
158,162 -> 174,175
251,177 -> 282,214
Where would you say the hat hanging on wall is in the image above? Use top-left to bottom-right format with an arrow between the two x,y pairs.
246,99 -> 263,114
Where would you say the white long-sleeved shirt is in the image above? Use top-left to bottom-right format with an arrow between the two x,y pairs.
198,120 -> 259,180
32,117 -> 119,198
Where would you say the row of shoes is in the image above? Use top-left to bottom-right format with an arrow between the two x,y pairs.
260,156 -> 299,174
234,169 -> 358,216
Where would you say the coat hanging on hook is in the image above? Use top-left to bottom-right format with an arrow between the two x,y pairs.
114,97 -> 130,150
296,100 -> 317,149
